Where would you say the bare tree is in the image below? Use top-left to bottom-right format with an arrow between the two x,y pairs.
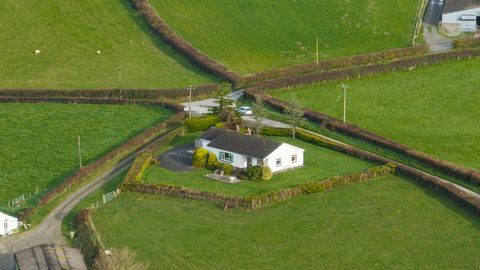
93,247 -> 150,270
285,96 -> 304,139
251,97 -> 267,136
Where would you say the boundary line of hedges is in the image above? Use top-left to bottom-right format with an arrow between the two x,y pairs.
246,49 -> 480,91
73,209 -> 105,267
130,0 -> 242,85
241,46 -> 429,86
245,81 -> 480,186
0,83 -> 219,101
9,99 -> 186,221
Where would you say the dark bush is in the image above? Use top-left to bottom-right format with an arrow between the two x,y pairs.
247,165 -> 263,180
216,162 -> 234,175
185,115 -> 220,131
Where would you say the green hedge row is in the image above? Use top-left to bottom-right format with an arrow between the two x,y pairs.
244,163 -> 396,210
245,49 -> 480,92
0,84 -> 219,100
130,0 -> 242,85
453,38 -> 480,49
16,110 -> 185,221
241,46 -> 429,86
185,115 -> 220,131
73,209 -> 104,267
245,87 -> 480,186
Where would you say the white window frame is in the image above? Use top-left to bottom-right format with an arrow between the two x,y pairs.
291,154 -> 297,163
276,158 -> 282,167
219,151 -> 233,163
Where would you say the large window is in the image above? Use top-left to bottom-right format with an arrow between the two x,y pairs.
219,151 -> 233,163
291,154 -> 297,163
276,158 -> 282,167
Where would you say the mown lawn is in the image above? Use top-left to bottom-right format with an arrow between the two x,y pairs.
0,103 -> 170,210
0,0 -> 216,89
269,58 -> 480,171
150,0 -> 419,74
92,176 -> 480,269
143,133 -> 374,196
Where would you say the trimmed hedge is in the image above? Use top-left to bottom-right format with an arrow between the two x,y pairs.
192,148 -> 209,168
241,46 -> 429,86
244,49 -> 480,91
0,96 -> 185,113
130,0 -> 242,85
246,88 -> 480,186
73,209 -> 104,267
0,84 -> 219,100
261,127 -> 291,136
454,38 -> 480,49
185,115 -> 220,131
13,104 -> 185,221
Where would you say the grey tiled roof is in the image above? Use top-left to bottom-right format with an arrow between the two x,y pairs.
200,127 -> 282,159
443,0 -> 480,13
14,243 -> 87,270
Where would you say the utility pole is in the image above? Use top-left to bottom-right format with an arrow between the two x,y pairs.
118,66 -> 122,91
339,83 -> 349,123
188,85 -> 193,118
78,135 -> 82,168
316,38 -> 319,66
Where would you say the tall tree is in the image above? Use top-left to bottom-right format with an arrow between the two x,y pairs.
285,96 -> 304,139
209,82 -> 236,121
252,97 -> 267,136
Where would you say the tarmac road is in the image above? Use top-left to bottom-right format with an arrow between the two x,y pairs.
423,0 -> 444,26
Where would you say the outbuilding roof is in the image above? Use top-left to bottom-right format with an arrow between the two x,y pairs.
443,0 -> 480,14
200,127 -> 282,159
14,244 -> 87,270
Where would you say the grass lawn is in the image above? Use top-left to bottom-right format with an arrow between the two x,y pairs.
143,134 -> 373,196
92,176 -> 480,269
149,0 -> 419,74
0,0 -> 217,89
269,58 -> 480,172
0,103 -> 170,211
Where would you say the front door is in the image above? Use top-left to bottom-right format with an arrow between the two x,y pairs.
247,157 -> 252,167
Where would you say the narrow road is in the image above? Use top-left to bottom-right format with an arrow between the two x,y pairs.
0,132 -> 172,270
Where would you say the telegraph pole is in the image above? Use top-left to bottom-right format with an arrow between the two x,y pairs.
339,83 -> 349,123
188,85 -> 193,118
78,135 -> 82,168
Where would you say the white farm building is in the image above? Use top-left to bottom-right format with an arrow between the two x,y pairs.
0,211 -> 18,236
442,0 -> 480,32
196,127 -> 304,173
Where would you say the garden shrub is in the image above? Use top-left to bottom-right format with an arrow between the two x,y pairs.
216,162 -> 234,175
301,182 -> 325,194
247,165 -> 262,181
185,115 -> 221,131
206,152 -> 219,169
261,165 -> 273,181
261,127 -> 290,136
192,148 -> 209,168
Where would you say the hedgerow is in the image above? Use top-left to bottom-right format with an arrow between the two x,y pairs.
185,115 -> 220,131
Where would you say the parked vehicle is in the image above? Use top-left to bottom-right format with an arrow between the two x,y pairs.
237,106 -> 253,115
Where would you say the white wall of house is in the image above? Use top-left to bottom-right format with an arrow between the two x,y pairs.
203,145 -> 248,168
442,7 -> 480,32
263,143 -> 304,173
0,212 -> 18,236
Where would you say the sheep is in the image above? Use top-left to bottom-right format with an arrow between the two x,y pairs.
96,50 -> 101,54
34,49 -> 41,55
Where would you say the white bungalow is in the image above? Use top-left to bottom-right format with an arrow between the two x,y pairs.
196,127 -> 304,173
0,211 -> 18,236
442,0 -> 480,32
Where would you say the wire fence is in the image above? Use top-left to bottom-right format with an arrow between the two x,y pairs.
89,188 -> 121,209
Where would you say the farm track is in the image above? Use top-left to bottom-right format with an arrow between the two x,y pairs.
0,131 -> 176,270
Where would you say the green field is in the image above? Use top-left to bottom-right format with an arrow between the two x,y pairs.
269,58 -> 480,171
0,103 -> 170,208
0,0 -> 216,89
150,0 -> 419,74
143,134 -> 373,196
92,176 -> 480,269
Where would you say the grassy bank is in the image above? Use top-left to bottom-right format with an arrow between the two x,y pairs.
0,0 -> 217,89
150,0 -> 419,74
92,176 -> 480,269
269,58 -> 480,171
0,103 -> 170,211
